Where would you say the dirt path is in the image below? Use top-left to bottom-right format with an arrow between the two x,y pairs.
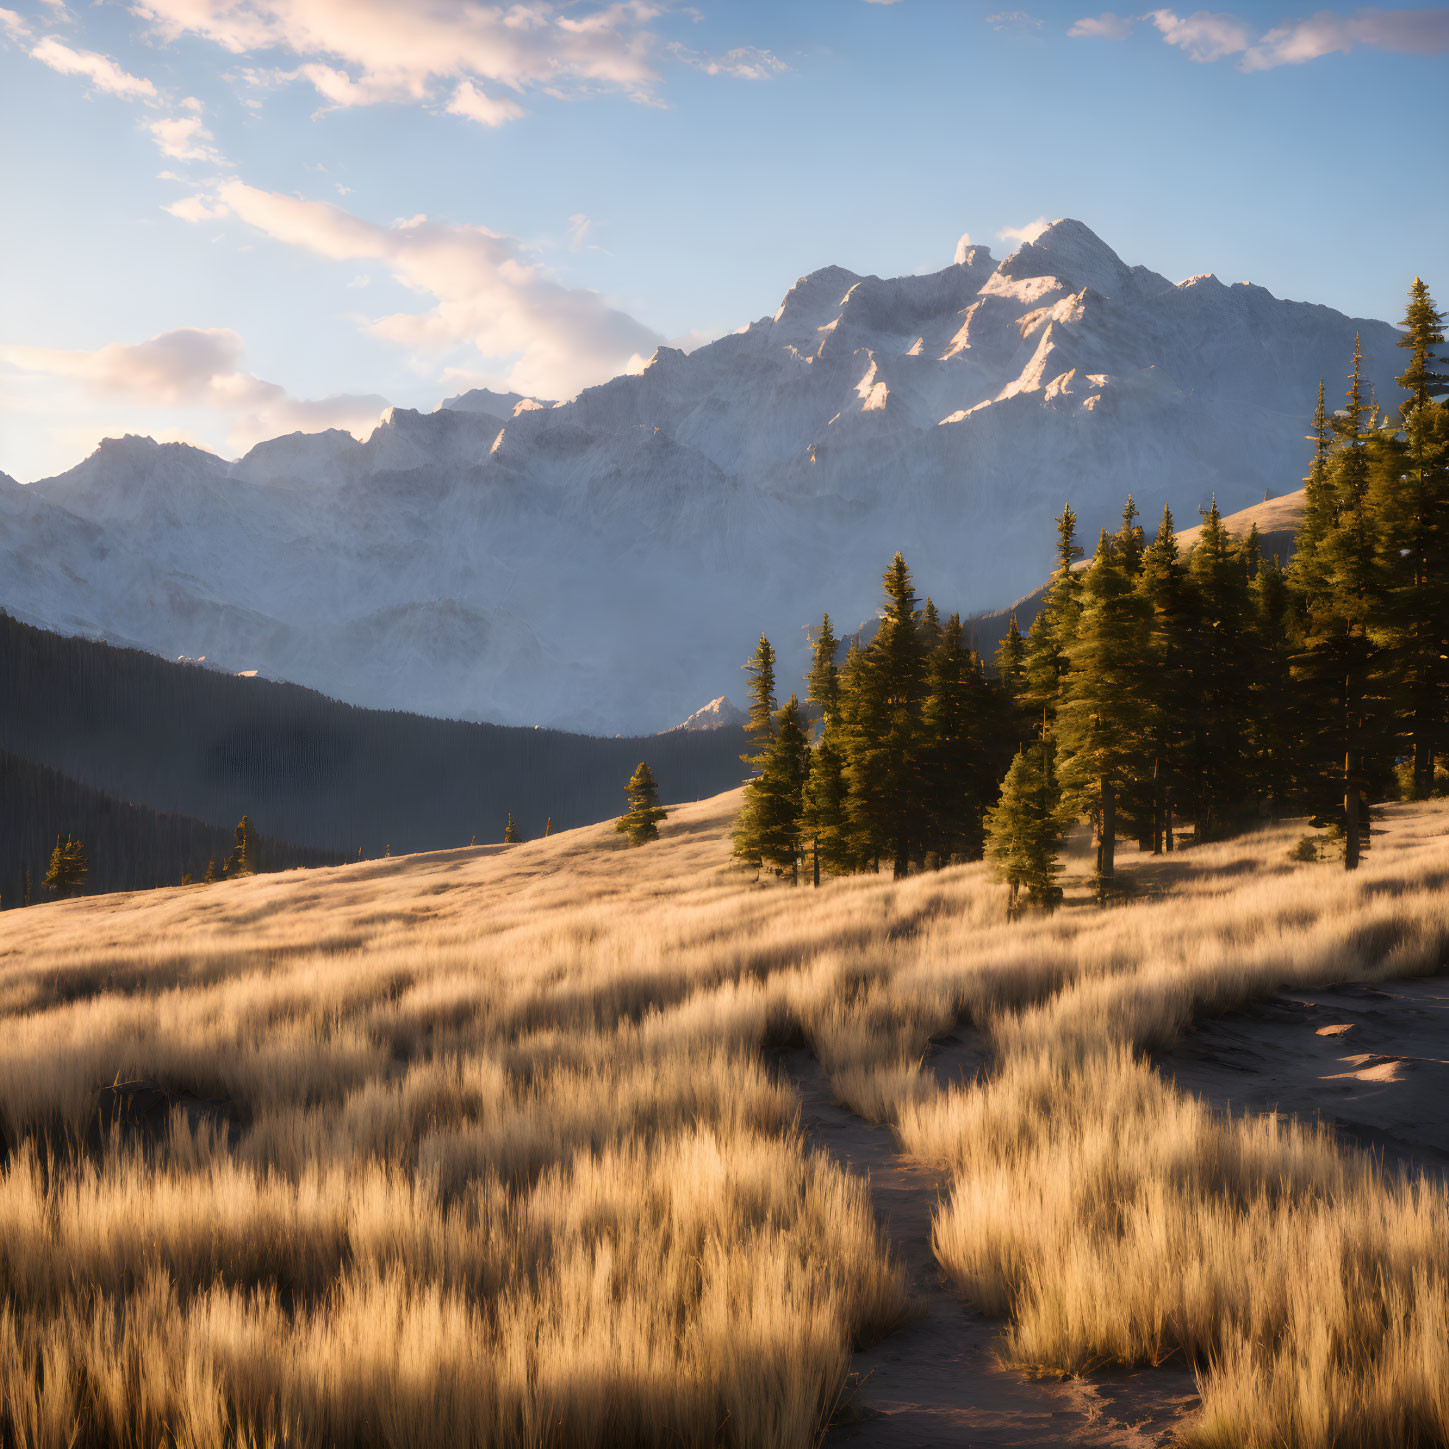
785,1038 -> 1198,1448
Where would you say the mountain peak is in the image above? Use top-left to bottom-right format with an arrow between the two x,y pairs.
998,218 -> 1133,297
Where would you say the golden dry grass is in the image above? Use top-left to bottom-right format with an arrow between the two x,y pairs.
2,793 -> 1448,1447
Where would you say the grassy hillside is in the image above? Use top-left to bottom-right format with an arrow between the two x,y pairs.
0,749 -> 344,904
2,790 -> 1447,1447
0,611 -> 746,856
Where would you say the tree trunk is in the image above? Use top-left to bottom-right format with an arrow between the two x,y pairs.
892,840 -> 909,880
1344,748 -> 1361,872
1151,757 -> 1163,855
1099,777 -> 1116,883
812,838 -> 820,889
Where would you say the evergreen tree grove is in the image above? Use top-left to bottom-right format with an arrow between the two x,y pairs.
728,278 -> 1449,890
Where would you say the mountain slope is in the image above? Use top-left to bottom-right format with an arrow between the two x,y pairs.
0,749 -> 344,904
3,220 -> 1403,732
0,612 -> 746,856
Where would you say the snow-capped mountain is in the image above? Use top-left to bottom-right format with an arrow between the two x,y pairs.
1,220 -> 1404,733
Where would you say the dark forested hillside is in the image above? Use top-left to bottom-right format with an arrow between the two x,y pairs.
0,751 -> 343,904
0,613 -> 747,857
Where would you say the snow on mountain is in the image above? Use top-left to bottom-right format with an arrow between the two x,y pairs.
663,696 -> 749,733
2,220 -> 1405,734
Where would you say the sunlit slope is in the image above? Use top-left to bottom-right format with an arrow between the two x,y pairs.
3,791 -> 1449,1448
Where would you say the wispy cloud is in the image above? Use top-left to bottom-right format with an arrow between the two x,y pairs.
998,216 -> 1052,245
986,10 -> 1044,31
168,182 -> 662,400
29,34 -> 158,100
132,0 -> 784,125
0,326 -> 389,453
1077,6 -> 1449,68
1068,11 -> 1135,38
666,42 -> 789,79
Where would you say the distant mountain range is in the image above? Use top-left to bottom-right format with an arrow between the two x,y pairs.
0,220 -> 1402,733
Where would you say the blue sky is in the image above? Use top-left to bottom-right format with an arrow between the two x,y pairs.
1,0 -> 1445,481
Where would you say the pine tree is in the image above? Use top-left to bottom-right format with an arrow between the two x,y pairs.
43,835 -> 88,899
1022,504 -> 1084,726
1135,505 -> 1191,852
1056,533 -> 1152,892
1115,494 -> 1146,577
733,697 -> 810,877
202,857 -> 218,884
920,612 -> 990,864
806,613 -> 840,725
994,613 -> 1026,697
503,813 -> 520,843
21,867 -> 30,907
223,816 -> 256,877
1245,552 -> 1298,820
984,745 -> 1064,913
1183,498 -> 1254,841
1375,278 -> 1449,796
799,734 -> 851,882
1291,340 -> 1393,867
846,554 -> 927,878
740,634 -> 777,773
616,761 -> 668,846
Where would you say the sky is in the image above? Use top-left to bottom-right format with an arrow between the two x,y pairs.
0,0 -> 1445,482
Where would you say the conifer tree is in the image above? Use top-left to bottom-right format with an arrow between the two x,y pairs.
1056,533 -> 1151,891
733,696 -> 810,877
1374,278 -> 1449,796
43,835 -> 88,898
806,613 -> 840,725
503,814 -> 520,843
994,613 -> 1026,698
984,744 -> 1064,913
799,734 -> 851,883
920,612 -> 990,864
224,816 -> 256,877
1292,340 -> 1393,867
1135,505 -> 1191,852
740,634 -> 777,773
1245,552 -> 1298,819
22,867 -> 30,907
846,554 -> 927,878
616,761 -> 668,846
1115,494 -> 1146,577
203,857 -> 218,884
1183,498 -> 1254,840
1022,505 -> 1083,725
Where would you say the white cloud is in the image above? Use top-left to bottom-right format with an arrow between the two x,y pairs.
998,216 -> 1051,246
1068,11 -> 1134,38
665,41 -> 789,78
0,326 -> 389,455
190,181 -> 661,399
148,112 -> 225,162
130,0 -> 735,119
1242,7 -> 1449,68
1145,9 -> 1254,61
29,34 -> 158,100
567,212 -> 606,252
446,79 -> 526,127
0,9 -> 31,39
164,193 -> 229,221
986,10 -> 1044,31
1138,5 -> 1448,69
